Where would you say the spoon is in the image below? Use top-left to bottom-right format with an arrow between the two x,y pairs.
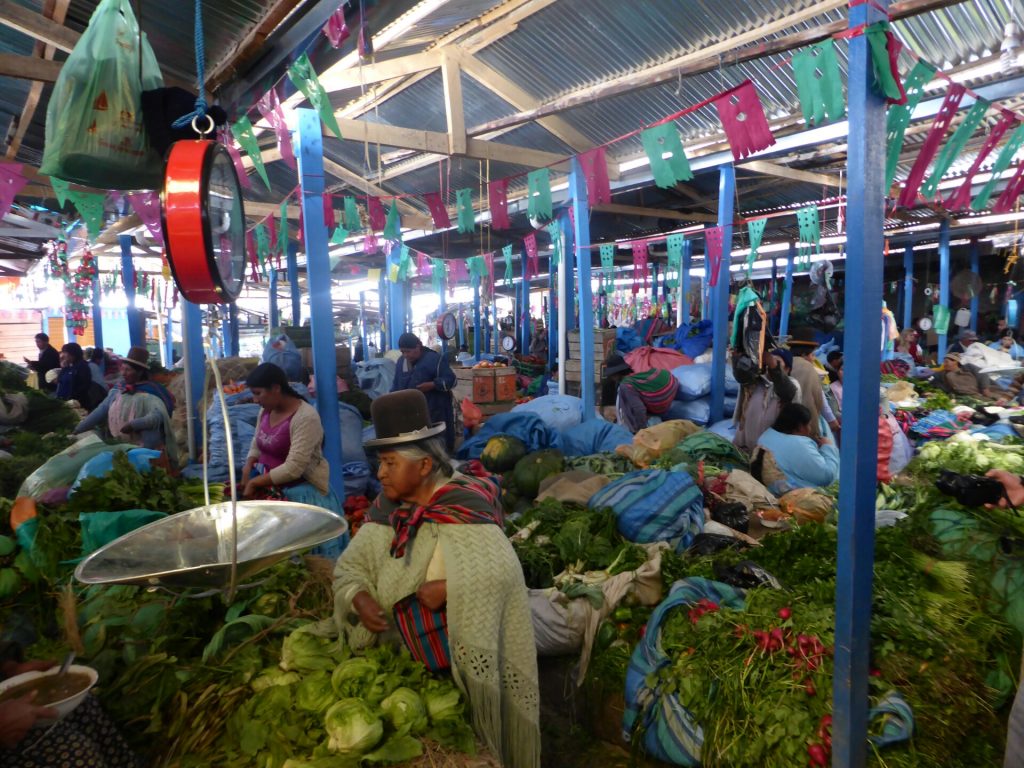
55,651 -> 75,678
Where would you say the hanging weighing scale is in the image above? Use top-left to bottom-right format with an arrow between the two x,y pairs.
437,311 -> 458,340
500,334 -> 518,353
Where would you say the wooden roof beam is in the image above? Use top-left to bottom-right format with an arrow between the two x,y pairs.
0,0 -> 78,53
742,160 -> 846,190
441,50 -> 467,156
319,50 -> 443,93
205,0 -> 308,92
0,54 -> 61,83
591,203 -> 719,223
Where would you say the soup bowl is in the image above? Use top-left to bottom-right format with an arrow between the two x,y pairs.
0,664 -> 98,723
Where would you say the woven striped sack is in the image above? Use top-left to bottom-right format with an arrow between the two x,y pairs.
392,594 -> 451,672
588,469 -> 704,551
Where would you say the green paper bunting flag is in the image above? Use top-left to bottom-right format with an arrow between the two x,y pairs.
502,244 -> 514,285
287,53 -> 343,140
791,39 -> 844,126
431,258 -> 445,294
231,116 -> 271,191
383,203 -> 401,240
468,255 -> 486,280
343,197 -> 362,232
330,226 -> 348,245
866,22 -> 903,103
254,223 -> 271,274
397,246 -> 411,281
278,201 -> 289,256
456,188 -> 474,234
885,60 -> 936,187
932,304 -> 950,336
600,243 -> 615,291
796,206 -> 820,265
546,221 -> 561,268
50,177 -> 70,208
666,234 -> 683,269
641,124 -> 694,189
527,169 -> 552,221
921,98 -> 989,200
973,125 -> 1024,211
67,190 -> 106,242
747,218 -> 767,274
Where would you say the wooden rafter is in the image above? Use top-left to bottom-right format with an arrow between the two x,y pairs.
0,0 -> 77,53
591,203 -> 719,223
440,50 -> 467,156
742,161 -> 847,190
205,0 -> 308,92
0,54 -> 61,84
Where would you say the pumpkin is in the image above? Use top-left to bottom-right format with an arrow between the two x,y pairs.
9,497 -> 36,531
481,435 -> 528,473
511,449 -> 564,500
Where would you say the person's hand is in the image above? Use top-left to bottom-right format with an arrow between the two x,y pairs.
0,659 -> 56,679
985,470 -> 1024,508
352,591 -> 389,632
765,353 -> 780,370
0,693 -> 59,750
242,478 -> 260,500
416,580 -> 447,611
815,436 -> 831,447
22,356 -> 30,364
120,424 -> 134,435
416,382 -> 436,393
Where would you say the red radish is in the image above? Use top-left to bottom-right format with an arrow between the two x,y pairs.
807,743 -> 829,766
778,606 -> 792,620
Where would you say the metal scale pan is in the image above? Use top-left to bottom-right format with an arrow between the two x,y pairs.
74,500 -> 347,590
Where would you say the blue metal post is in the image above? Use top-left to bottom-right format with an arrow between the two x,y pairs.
227,303 -> 240,357
119,235 -> 143,348
548,253 -> 558,368
90,276 -> 103,352
937,219 -> 951,360
182,299 -> 205,459
162,306 -> 173,366
969,237 -> 980,332
472,273 -> 481,358
378,271 -> 388,351
569,158 -> 596,419
563,218 -> 577,332
903,245 -> 914,331
389,266 -> 404,349
484,304 -> 491,354
709,164 -> 735,425
287,243 -> 301,327
519,246 -> 530,354
295,108 -> 345,499
359,292 -> 368,362
439,268 -> 447,315
779,242 -> 796,339
770,254 -> 779,333
269,268 -> 280,329
681,238 -> 692,324
834,1 -> 887,765
493,296 -> 499,355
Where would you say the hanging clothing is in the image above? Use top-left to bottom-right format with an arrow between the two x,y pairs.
733,365 -> 798,454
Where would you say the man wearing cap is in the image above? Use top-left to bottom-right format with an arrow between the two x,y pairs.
934,352 -> 1001,401
601,354 -> 679,433
391,333 -> 457,451
24,333 -> 60,392
948,328 -> 979,356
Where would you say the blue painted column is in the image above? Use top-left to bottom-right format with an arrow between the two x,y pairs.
709,164 -> 735,425
548,252 -> 558,368
779,242 -> 796,339
833,1 -> 887,765
484,305 -> 491,354
226,303 -> 240,357
162,305 -> 173,367
903,244 -> 914,331
680,238 -> 692,325
492,295 -> 499,355
269,268 -> 280,329
769,252 -> 779,332
359,292 -> 368,362
378,271 -> 388,351
969,237 -> 980,331
569,158 -> 596,419
519,247 -> 530,355
295,107 -> 345,499
181,299 -> 205,459
119,235 -> 143,348
563,218 -> 577,333
472,273 -> 481,358
90,276 -> 103,352
287,243 -> 301,327
937,218 -> 951,360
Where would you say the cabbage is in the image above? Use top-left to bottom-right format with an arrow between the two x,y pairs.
280,627 -> 342,673
379,687 -> 428,734
251,667 -> 301,693
296,671 -> 336,713
324,698 -> 383,755
331,656 -> 379,698
423,682 -> 463,723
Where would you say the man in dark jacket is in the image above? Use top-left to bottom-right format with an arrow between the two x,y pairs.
56,343 -> 104,410
391,332 -> 457,451
24,333 -> 60,391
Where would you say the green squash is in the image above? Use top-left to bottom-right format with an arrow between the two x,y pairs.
481,435 -> 528,473
512,449 -> 565,500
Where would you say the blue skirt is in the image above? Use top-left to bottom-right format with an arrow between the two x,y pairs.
281,481 -> 350,559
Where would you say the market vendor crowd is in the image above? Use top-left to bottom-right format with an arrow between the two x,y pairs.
4,311 -> 1024,768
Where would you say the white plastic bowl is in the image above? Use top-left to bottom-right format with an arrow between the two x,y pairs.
0,664 -> 98,723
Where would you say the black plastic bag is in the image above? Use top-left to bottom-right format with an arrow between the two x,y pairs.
687,533 -> 745,557
714,560 -> 782,590
711,501 -> 750,534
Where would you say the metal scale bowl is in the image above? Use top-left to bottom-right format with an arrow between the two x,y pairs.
73,334 -> 346,596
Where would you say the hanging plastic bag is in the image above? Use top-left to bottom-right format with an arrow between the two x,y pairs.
461,398 -> 483,430
40,0 -> 164,189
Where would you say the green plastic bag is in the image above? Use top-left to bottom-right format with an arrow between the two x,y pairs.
40,0 -> 164,189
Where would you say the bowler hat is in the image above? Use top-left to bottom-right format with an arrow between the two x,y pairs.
121,347 -> 151,371
365,390 -> 446,448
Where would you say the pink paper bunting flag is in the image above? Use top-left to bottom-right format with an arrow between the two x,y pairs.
246,231 -> 260,282
994,163 -> 1024,213
416,252 -> 431,276
897,84 -> 966,208
424,192 -> 451,229
257,87 -> 296,169
488,179 -> 511,230
632,240 -> 649,291
705,226 -> 725,287
220,128 -> 252,190
367,196 -> 387,231
266,216 -> 278,259
485,252 -> 495,287
713,81 -> 776,161
323,194 -> 336,231
323,8 -> 350,48
126,191 -> 163,244
0,164 -> 27,224
946,112 -> 1018,210
577,147 -> 611,206
363,233 -> 378,254
524,233 -> 539,278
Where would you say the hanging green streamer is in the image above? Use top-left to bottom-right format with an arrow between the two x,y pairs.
600,243 -> 615,292
431,258 -> 445,294
866,22 -> 903,103
383,203 -> 401,240
921,99 -> 989,199
527,169 -> 552,221
231,116 -> 271,191
666,234 -> 684,291
747,218 -> 767,274
468,255 -> 487,280
546,221 -> 561,268
640,124 -> 694,188
50,177 -> 70,208
885,60 -> 937,188
277,201 -> 288,256
973,125 -> 1024,211
254,223 -> 271,274
343,197 -> 362,232
397,246 -> 411,281
456,188 -> 474,234
791,39 -> 845,126
796,206 -> 820,266
67,190 -> 106,242
287,53 -> 343,139
503,244 -> 514,284
330,226 -> 348,245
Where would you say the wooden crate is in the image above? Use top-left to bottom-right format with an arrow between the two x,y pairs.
472,371 -> 495,403
495,369 -> 517,402
568,329 -> 617,361
564,358 -> 603,383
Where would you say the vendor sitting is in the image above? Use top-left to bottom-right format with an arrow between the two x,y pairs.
989,329 -> 1024,361
73,347 -> 179,466
932,352 -> 1001,401
55,343 -> 97,409
601,353 -> 679,433
750,403 -> 840,496
333,390 -> 540,768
